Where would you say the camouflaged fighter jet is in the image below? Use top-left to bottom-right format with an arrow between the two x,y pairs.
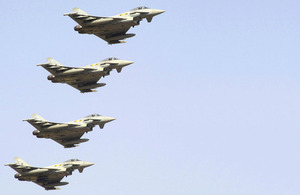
38,57 -> 133,93
5,157 -> 94,190
64,6 -> 165,44
23,114 -> 115,148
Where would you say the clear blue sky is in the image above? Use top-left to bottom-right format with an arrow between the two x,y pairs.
1,0 -> 300,194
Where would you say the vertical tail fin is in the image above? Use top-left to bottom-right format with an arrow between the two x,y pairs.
46,57 -> 62,66
73,7 -> 89,15
32,114 -> 47,121
14,157 -> 30,166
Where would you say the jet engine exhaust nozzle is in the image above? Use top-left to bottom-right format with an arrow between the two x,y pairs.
74,25 -> 82,31
32,130 -> 40,136
47,75 -> 55,81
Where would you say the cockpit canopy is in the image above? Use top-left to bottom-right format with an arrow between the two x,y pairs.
103,57 -> 119,61
131,6 -> 150,11
65,159 -> 81,162
86,114 -> 101,117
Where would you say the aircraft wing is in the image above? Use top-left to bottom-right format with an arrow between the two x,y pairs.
5,164 -> 38,174
37,62 -> 95,76
68,14 -> 126,26
66,73 -> 104,93
94,25 -> 132,44
33,173 -> 67,190
64,11 -> 126,26
51,131 -> 86,148
5,164 -> 58,175
24,118 -> 79,131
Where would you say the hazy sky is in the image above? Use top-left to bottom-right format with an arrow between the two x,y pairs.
1,0 -> 300,194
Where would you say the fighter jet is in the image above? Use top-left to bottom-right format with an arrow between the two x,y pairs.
5,157 -> 94,190
37,57 -> 133,93
64,6 -> 165,44
23,114 -> 115,148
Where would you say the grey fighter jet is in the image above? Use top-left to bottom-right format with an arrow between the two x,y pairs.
64,6 -> 165,44
5,157 -> 94,190
38,57 -> 133,93
23,114 -> 115,148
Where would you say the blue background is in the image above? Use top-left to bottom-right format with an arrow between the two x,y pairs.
1,0 -> 300,194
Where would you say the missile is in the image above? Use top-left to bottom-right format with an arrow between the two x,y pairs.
106,33 -> 135,41
56,69 -> 85,76
23,168 -> 49,176
43,182 -> 69,188
89,18 -> 114,25
63,138 -> 89,145
47,75 -> 82,83
42,124 -> 69,130
79,83 -> 106,90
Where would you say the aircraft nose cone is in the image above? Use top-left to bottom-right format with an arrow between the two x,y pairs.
85,162 -> 94,167
126,60 -> 134,65
122,60 -> 134,66
103,117 -> 116,123
153,9 -> 165,15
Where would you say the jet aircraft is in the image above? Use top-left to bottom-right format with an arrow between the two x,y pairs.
23,114 -> 115,148
5,157 -> 94,190
64,6 -> 165,44
38,57 -> 133,93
